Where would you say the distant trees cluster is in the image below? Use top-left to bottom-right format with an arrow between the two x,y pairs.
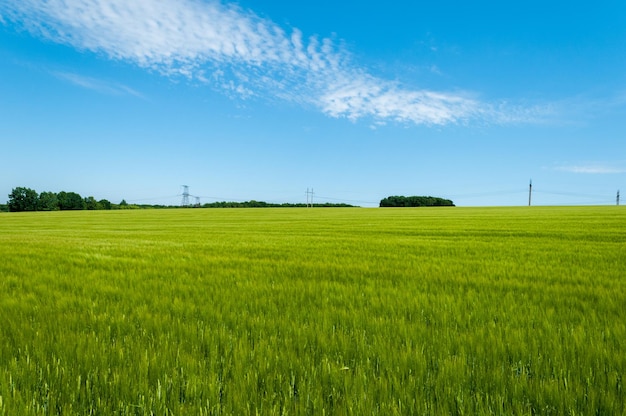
203,201 -> 354,208
379,195 -> 455,207
4,187 -> 356,212
7,187 -> 117,212
5,188 -> 455,212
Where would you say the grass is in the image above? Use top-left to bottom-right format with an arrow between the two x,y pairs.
0,206 -> 624,414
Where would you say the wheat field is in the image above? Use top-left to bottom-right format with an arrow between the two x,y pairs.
1,207 -> 624,415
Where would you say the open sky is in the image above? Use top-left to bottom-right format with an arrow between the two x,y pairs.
1,0 -> 625,207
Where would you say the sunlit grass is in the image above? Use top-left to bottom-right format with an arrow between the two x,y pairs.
1,207 -> 624,414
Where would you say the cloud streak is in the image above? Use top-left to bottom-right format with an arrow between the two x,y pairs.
554,163 -> 626,174
53,71 -> 145,97
1,0 -> 539,126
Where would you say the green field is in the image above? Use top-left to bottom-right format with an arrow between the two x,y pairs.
0,207 -> 624,415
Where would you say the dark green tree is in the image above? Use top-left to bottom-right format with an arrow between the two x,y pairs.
8,187 -> 39,212
380,195 -> 454,207
379,196 -> 406,207
84,196 -> 98,210
58,191 -> 85,210
38,191 -> 59,211
98,199 -> 112,210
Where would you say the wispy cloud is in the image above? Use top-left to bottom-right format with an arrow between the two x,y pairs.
1,0 -> 543,126
53,71 -> 145,98
554,163 -> 626,174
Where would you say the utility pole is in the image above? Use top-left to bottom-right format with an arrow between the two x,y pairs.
528,179 -> 532,206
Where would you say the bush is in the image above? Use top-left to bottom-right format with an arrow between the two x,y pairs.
380,195 -> 454,207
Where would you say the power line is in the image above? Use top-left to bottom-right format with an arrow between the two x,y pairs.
314,195 -> 379,205
126,183 -> 621,208
126,195 -> 179,203
446,190 -> 527,199
534,190 -> 614,200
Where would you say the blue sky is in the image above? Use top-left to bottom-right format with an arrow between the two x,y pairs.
1,0 -> 625,207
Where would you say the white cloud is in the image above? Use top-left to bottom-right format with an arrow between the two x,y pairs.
1,0 -> 541,126
52,71 -> 145,97
555,163 -> 626,174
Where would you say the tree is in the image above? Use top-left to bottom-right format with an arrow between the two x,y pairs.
8,187 -> 39,212
98,199 -> 112,210
38,191 -> 59,211
84,196 -> 98,210
379,195 -> 454,207
58,191 -> 85,210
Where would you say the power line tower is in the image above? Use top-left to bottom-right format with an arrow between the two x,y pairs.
618,190 -> 620,206
181,185 -> 190,207
528,179 -> 532,206
306,188 -> 314,207
195,196 -> 201,207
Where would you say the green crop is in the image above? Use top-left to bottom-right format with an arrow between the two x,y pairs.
0,207 -> 624,415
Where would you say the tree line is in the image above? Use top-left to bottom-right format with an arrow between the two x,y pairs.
379,195 -> 455,207
6,187 -> 123,212
202,201 -> 354,208
4,187 -> 356,212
